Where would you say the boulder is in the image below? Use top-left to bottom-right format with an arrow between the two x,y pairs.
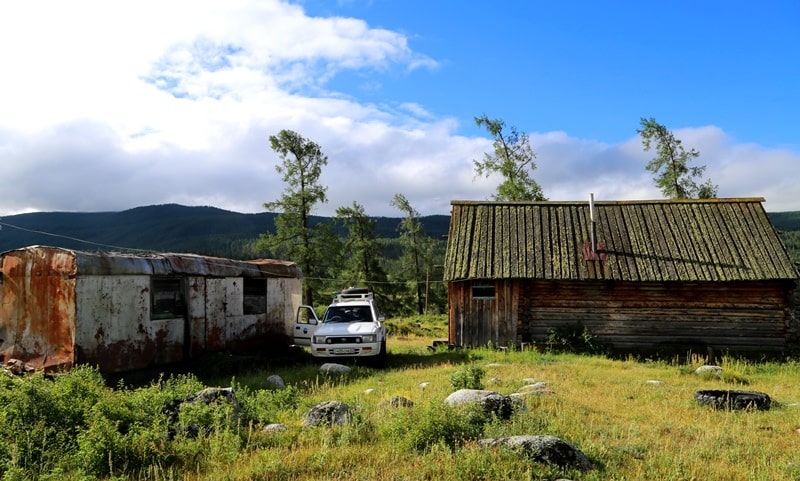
695,365 -> 723,377
445,389 -> 517,420
319,363 -> 352,374
262,423 -> 288,433
478,435 -> 592,470
266,374 -> 286,390
303,401 -> 353,427
380,396 -> 414,408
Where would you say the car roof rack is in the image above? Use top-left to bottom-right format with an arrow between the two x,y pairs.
334,287 -> 373,302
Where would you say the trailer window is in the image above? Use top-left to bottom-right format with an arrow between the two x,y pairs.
243,278 -> 267,315
471,285 -> 495,299
151,278 -> 185,320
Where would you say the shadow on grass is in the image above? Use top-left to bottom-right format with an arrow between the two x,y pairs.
105,340 -> 478,390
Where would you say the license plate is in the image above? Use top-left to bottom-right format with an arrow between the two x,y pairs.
333,348 -> 356,355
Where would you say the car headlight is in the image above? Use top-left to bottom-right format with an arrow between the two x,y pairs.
361,334 -> 376,343
314,336 -> 326,344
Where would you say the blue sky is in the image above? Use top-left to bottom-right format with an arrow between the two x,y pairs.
311,1 -> 799,146
0,0 -> 797,218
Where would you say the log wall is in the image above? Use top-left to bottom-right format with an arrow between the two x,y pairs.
518,280 -> 796,354
449,279 -> 800,355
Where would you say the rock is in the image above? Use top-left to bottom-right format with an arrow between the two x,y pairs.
419,382 -> 430,389
262,423 -> 288,433
478,435 -> 592,470
694,390 -> 772,410
488,377 -> 502,385
521,378 -> 538,384
485,363 -> 504,368
364,388 -> 376,395
303,401 -> 353,427
380,396 -> 415,408
188,387 -> 240,416
444,389 -> 517,420
646,380 -> 665,385
4,359 -> 35,376
266,374 -> 286,390
695,365 -> 723,377
520,382 -> 548,392
319,363 -> 351,374
163,387 -> 240,440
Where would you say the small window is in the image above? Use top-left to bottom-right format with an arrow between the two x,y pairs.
151,278 -> 185,320
472,285 -> 496,299
243,278 -> 267,315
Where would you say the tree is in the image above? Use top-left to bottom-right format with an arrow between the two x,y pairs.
390,193 -> 438,315
335,201 -> 388,291
473,114 -> 546,201
637,117 -> 718,199
259,129 -> 335,306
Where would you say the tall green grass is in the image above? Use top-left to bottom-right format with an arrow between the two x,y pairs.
2,321 -> 800,480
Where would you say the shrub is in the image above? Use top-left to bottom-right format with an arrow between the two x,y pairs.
449,364 -> 486,390
0,366 -> 107,476
405,402 -> 487,452
546,323 -> 604,354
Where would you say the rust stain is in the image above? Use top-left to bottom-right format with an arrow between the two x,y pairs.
1,246 -> 301,374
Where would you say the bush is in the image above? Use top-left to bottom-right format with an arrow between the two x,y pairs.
546,323 -> 604,354
0,366 -> 107,476
449,365 -> 486,390
404,402 -> 487,452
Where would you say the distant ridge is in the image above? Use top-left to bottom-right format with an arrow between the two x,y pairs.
0,204 -> 451,258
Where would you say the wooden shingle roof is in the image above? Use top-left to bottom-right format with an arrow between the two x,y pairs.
444,198 -> 798,282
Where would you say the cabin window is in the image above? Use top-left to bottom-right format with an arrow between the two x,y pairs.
471,285 -> 496,299
243,278 -> 267,315
151,277 -> 186,320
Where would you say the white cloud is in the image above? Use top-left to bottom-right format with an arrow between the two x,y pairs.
0,1 -> 797,221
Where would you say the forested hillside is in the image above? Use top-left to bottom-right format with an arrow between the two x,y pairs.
770,211 -> 800,263
0,204 -> 450,259
0,204 -> 797,262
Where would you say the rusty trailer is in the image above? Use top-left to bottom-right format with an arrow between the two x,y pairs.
0,246 -> 302,373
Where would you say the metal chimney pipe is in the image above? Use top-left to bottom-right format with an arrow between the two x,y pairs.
589,193 -> 597,255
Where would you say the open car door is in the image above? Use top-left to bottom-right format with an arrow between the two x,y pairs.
293,305 -> 319,346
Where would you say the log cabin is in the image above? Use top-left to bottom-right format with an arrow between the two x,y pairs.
444,198 -> 799,356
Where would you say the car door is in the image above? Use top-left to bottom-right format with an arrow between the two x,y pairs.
294,305 -> 319,346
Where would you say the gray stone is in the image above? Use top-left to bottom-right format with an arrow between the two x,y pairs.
380,395 -> 415,408
646,380 -> 665,386
695,365 -> 723,377
520,382 -> 548,392
303,401 -> 353,427
478,435 -> 592,470
319,363 -> 352,374
266,374 -> 286,390
445,389 -> 517,420
262,423 -> 288,433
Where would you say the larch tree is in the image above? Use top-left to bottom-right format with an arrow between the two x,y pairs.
335,201 -> 388,292
259,129 -> 338,306
637,117 -> 718,199
390,193 -> 436,315
473,114 -> 546,201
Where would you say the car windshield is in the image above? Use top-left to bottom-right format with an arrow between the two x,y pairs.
323,305 -> 372,323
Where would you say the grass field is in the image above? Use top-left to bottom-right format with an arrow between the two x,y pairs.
3,315 -> 800,480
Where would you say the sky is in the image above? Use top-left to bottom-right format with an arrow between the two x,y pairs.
1,0 -> 798,218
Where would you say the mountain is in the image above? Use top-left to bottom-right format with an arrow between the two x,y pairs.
0,204 -> 797,262
0,204 -> 451,258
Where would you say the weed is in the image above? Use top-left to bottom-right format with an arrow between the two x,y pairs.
449,364 -> 486,390
546,323 -> 604,354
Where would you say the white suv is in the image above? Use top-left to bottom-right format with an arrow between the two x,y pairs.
293,288 -> 387,365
